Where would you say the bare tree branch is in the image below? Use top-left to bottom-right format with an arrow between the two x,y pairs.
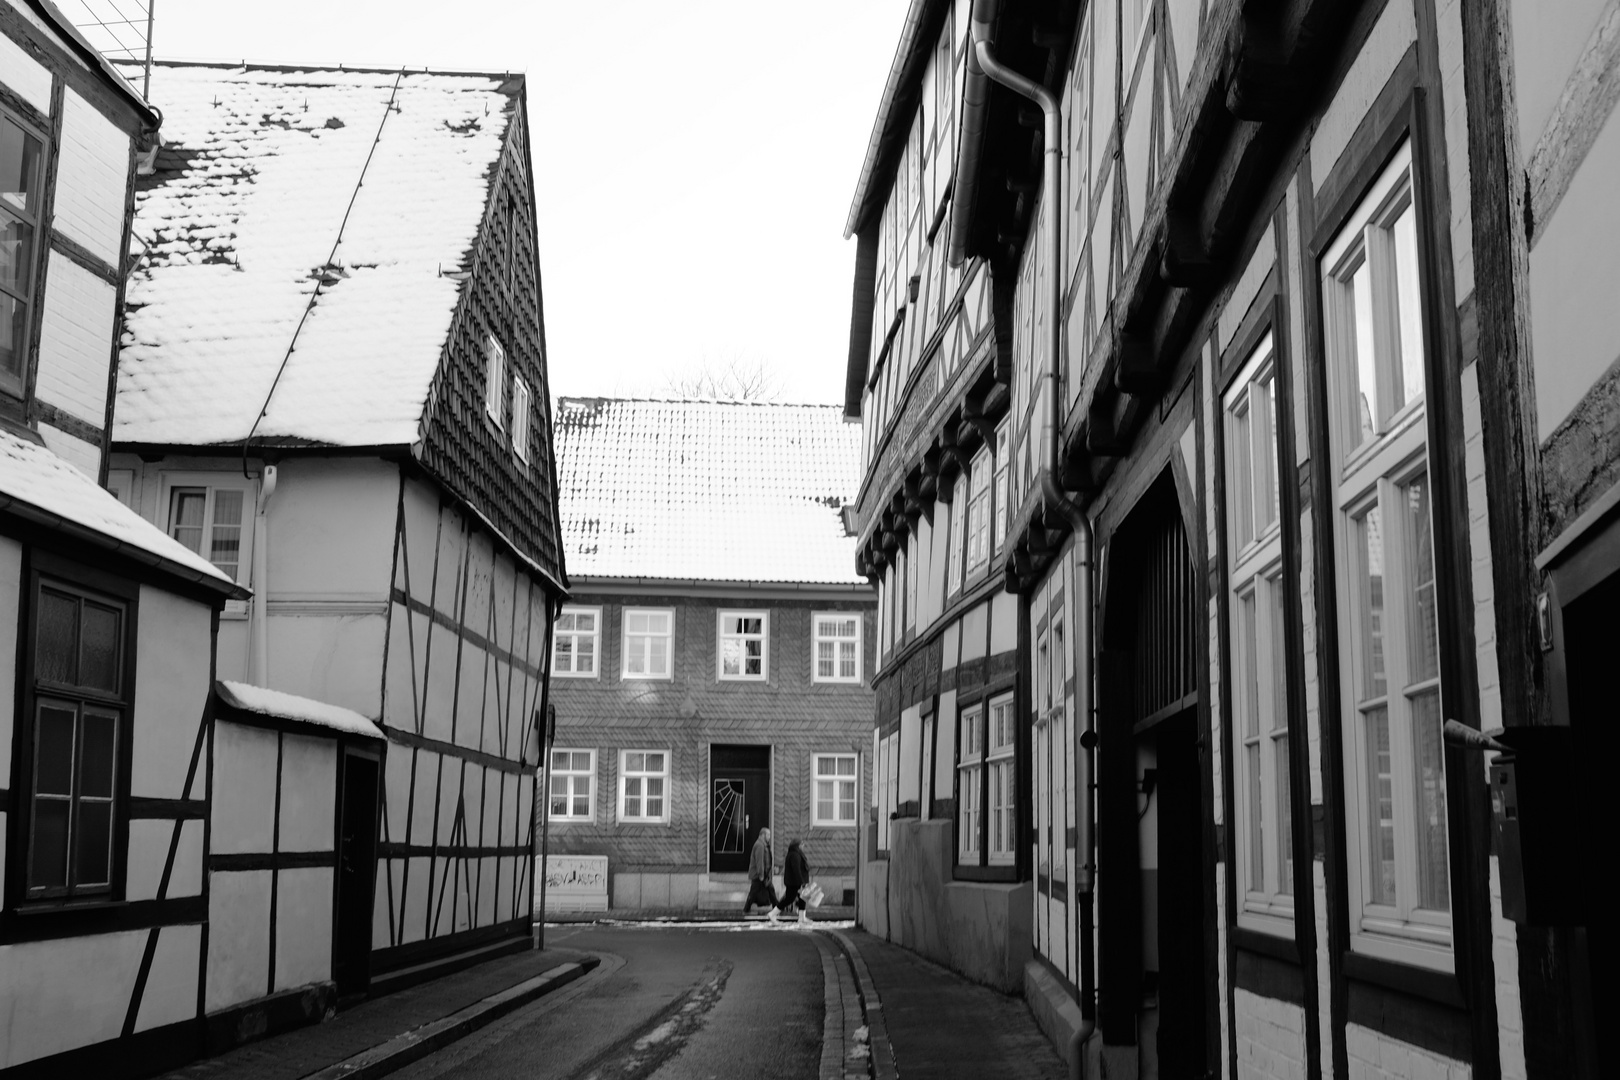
661,357 -> 782,402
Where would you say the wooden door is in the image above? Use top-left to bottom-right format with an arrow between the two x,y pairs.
710,745 -> 770,873
334,748 -> 380,998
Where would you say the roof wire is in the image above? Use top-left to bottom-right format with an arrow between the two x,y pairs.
241,68 -> 405,478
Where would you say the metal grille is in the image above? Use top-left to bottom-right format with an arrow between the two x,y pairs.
1132,504 -> 1197,722
64,1 -> 155,95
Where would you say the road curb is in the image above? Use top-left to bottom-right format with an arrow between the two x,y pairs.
825,930 -> 898,1080
300,955 -> 603,1080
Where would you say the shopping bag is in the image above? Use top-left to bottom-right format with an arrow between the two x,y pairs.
799,882 -> 826,908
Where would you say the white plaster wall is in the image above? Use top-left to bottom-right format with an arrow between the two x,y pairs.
1527,98 -> 1620,437
39,421 -> 101,480
53,88 -> 130,264
1344,1022 -> 1470,1080
1217,224 -> 1276,352
33,252 -> 117,429
0,30 -> 52,112
1234,987 -> 1308,1080
1489,856 -> 1528,1080
898,704 -> 922,805
267,611 -> 387,718
207,869 -> 271,1012
1435,0 -> 1474,303
211,721 -> 278,855
1509,0 -> 1610,148
126,818 -> 203,900
961,602 -> 988,662
989,589 -> 1018,654
1310,0 -> 1418,191
278,733 -> 337,851
270,458 -> 398,602
131,585 -> 212,800
135,924 -> 202,1034
0,930 -> 150,1068
274,867 -> 333,991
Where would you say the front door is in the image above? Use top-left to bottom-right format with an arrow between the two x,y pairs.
334,748 -> 380,998
710,745 -> 770,873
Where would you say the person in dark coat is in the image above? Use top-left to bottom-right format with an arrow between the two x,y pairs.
778,839 -> 812,925
743,827 -> 779,920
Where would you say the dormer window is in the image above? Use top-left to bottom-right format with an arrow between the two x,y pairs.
484,334 -> 506,429
1,110 -> 46,396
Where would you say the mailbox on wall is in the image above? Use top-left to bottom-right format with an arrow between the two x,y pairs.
1490,726 -> 1581,925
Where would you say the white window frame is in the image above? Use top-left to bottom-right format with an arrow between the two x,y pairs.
956,703 -> 982,862
617,749 -> 670,824
992,420 -> 1011,552
964,444 -> 992,576
812,753 -> 859,827
548,748 -> 595,823
812,612 -> 863,684
512,374 -> 532,464
621,607 -> 674,680
552,605 -> 601,678
484,334 -> 506,429
986,694 -> 1016,865
717,610 -> 768,681
1224,332 -> 1295,933
159,472 -> 255,617
1320,140 -> 1452,972
946,472 -> 966,598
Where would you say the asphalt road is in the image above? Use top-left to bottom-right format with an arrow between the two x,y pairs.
392,922 -> 826,1080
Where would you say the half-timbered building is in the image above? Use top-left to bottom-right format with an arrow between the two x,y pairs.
544,398 -> 873,913
846,0 -> 1602,1077
105,57 -> 565,1038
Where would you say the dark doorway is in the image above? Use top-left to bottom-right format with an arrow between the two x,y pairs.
710,745 -> 770,873
334,748 -> 380,999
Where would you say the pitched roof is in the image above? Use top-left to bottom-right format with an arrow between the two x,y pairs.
0,428 -> 242,596
115,62 -> 518,447
554,398 -> 863,585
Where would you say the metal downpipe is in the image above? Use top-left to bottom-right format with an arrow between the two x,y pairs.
972,7 -> 1096,1075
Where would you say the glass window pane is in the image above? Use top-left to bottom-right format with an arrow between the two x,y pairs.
626,753 -> 643,773
80,602 -> 121,693
35,703 -> 76,795
649,638 -> 667,673
1358,505 -> 1387,702
1275,734 -> 1293,896
551,790 -> 569,815
1247,742 -> 1263,892
1365,706 -> 1397,906
572,794 -> 589,817
1270,577 -> 1288,733
210,489 -> 245,578
577,638 -> 594,671
1411,690 -> 1450,912
646,753 -> 664,772
552,750 -> 569,771
1230,404 -> 1253,548
838,757 -> 856,776
169,489 -> 207,555
577,613 -> 596,632
30,798 -> 69,889
0,118 -> 42,217
1350,258 -> 1379,444
0,208 -> 35,294
79,711 -> 117,797
555,638 -> 574,670
1,292 -> 28,376
1253,378 -> 1277,531
36,588 -> 78,684
1406,474 -> 1439,683
1241,593 -> 1259,738
1392,202 -> 1426,410
556,613 -> 577,632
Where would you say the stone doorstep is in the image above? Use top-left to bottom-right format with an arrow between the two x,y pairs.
299,956 -> 601,1080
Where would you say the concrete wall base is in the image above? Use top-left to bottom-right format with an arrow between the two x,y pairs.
612,871 -> 856,911
1024,960 -> 1099,1078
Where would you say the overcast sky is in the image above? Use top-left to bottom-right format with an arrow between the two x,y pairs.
79,1 -> 908,405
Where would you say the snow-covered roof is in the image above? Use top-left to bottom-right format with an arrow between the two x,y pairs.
555,398 -> 864,585
115,62 -> 517,447
216,679 -> 383,740
0,428 -> 241,594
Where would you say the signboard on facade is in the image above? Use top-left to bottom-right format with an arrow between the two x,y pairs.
542,854 -> 609,912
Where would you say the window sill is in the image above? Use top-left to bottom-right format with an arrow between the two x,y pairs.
1232,923 -> 1299,964
621,673 -> 673,681
1342,948 -> 1463,1007
952,863 -> 1018,883
717,676 -> 768,683
550,672 -> 600,680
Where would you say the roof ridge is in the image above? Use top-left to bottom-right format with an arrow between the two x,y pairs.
119,57 -> 524,82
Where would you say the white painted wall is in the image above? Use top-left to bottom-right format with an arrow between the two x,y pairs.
0,27 -> 52,112
1235,988 -> 1308,1080
274,867 -> 333,991
1310,0 -> 1418,191
126,819 -> 203,901
212,721 -> 278,855
207,870 -> 271,1012
131,586 -> 212,801
33,251 -> 118,431
53,87 -> 130,265
0,929 -> 167,1069
38,421 -> 101,479
279,733 -> 337,851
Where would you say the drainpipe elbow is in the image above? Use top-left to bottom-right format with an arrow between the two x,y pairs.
1068,1017 -> 1096,1080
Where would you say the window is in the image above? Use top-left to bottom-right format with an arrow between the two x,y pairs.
552,606 -> 600,678
876,729 -> 899,851
986,697 -> 1016,864
717,611 -> 767,680
512,375 -> 532,464
618,750 -> 669,823
164,475 -> 254,617
993,420 -> 1010,552
903,544 -> 917,633
1320,141 -> 1450,969
22,576 -> 131,901
946,473 -> 966,598
484,334 -> 506,428
1224,332 -> 1294,929
622,608 -> 673,679
813,754 -> 858,826
1,109 -> 45,393
957,704 -> 982,861
965,445 -> 991,574
813,613 -> 862,683
548,749 -> 595,822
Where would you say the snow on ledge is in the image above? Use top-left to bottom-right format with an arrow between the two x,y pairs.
217,680 -> 383,740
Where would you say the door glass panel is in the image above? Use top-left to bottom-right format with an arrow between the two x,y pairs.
36,589 -> 78,684
80,602 -> 121,693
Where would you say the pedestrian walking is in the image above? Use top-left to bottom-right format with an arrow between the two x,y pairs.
743,827 -> 780,921
779,838 -> 813,926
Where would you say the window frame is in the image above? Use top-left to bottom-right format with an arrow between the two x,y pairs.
945,473 -> 966,599
620,607 -> 674,681
511,373 -> 532,464
812,753 -> 859,827
812,612 -> 863,684
992,419 -> 1011,553
159,471 -> 255,617
716,609 -> 769,682
1319,139 -> 1453,972
1,104 -> 49,400
964,442 -> 992,577
955,690 -> 1017,872
617,749 -> 670,824
551,605 -> 601,679
1222,331 -> 1297,934
484,333 -> 506,430
547,748 -> 596,823
10,556 -> 139,911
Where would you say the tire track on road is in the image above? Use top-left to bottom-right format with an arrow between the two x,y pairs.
567,959 -> 735,1080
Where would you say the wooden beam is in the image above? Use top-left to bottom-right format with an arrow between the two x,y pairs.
1158,210 -> 1216,288
1085,393 -> 1134,457
1526,0 -> 1620,245
1113,331 -> 1159,395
